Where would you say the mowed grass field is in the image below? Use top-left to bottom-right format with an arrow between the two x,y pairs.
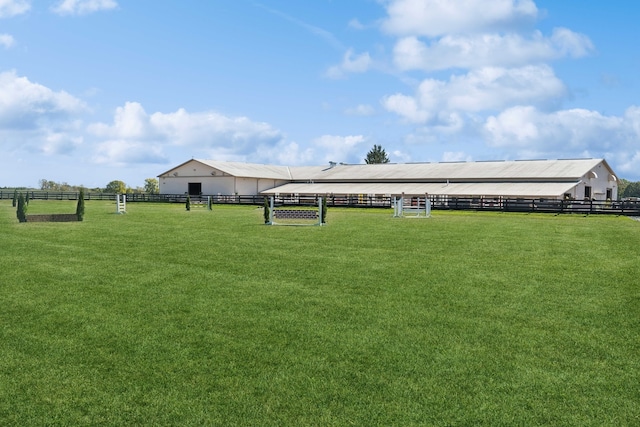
1,200 -> 639,426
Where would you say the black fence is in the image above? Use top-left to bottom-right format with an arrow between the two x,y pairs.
2,190 -> 639,216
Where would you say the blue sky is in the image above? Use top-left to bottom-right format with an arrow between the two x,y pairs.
1,0 -> 639,189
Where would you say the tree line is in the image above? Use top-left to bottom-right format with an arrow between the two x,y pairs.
36,178 -> 159,194
618,179 -> 640,199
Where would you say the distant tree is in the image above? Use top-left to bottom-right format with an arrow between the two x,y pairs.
618,178 -> 630,199
365,144 -> 390,164
76,189 -> 85,221
144,178 -> 159,194
621,181 -> 640,198
105,180 -> 127,194
39,179 -> 51,190
186,194 -> 191,211
16,193 -> 27,223
38,179 -> 84,192
12,189 -> 17,207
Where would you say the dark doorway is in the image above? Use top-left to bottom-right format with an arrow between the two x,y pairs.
188,182 -> 202,195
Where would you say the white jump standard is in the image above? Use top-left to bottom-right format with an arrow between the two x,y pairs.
393,193 -> 431,218
116,194 -> 127,214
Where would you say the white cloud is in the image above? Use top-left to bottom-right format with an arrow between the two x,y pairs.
382,0 -> 538,37
51,0 -> 117,16
345,104 -> 375,116
483,105 -> 640,154
88,102 -> 155,140
0,33 -> 14,48
312,134 -> 368,163
41,132 -> 83,155
393,28 -> 593,71
348,18 -> 365,30
0,70 -> 86,129
87,102 -> 286,165
150,108 -> 284,150
391,149 -> 412,162
400,111 -> 471,145
93,139 -> 167,165
383,65 -> 566,122
616,151 -> 640,177
551,27 -> 594,58
383,93 -> 431,123
326,49 -> 372,79
0,71 -> 87,156
442,151 -> 472,162
0,0 -> 30,18
254,140 -> 316,166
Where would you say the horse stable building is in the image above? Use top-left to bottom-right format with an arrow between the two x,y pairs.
158,158 -> 619,205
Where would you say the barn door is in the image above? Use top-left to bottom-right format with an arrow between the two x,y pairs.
188,182 -> 202,195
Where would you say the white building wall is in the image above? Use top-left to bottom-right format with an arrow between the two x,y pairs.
159,177 -> 187,194
160,176 -> 238,195
258,179 -> 287,193
573,162 -> 618,200
202,177 -> 235,195
234,178 -> 258,195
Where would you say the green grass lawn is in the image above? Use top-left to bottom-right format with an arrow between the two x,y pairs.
1,200 -> 639,426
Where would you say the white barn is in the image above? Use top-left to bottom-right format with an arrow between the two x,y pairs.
158,159 -> 322,196
158,158 -> 618,201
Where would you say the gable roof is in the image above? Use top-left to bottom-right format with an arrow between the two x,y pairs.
161,158 -> 612,182
158,159 -> 330,181
194,159 -> 293,180
299,158 -> 611,182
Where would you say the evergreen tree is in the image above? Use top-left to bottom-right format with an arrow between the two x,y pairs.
12,189 -> 17,207
365,145 -> 390,164
76,189 -> 85,221
16,193 -> 27,223
263,197 -> 270,224
186,194 -> 191,211
207,196 -> 213,211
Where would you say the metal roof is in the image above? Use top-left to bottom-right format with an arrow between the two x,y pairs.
301,158 -> 607,182
160,158 -> 614,198
158,159 -> 330,180
160,158 -> 612,183
261,182 -> 579,198
194,160 -> 293,180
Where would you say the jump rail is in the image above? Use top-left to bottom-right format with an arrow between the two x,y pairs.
273,209 -> 319,220
268,196 -> 325,226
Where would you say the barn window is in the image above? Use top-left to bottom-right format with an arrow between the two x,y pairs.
584,186 -> 592,199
